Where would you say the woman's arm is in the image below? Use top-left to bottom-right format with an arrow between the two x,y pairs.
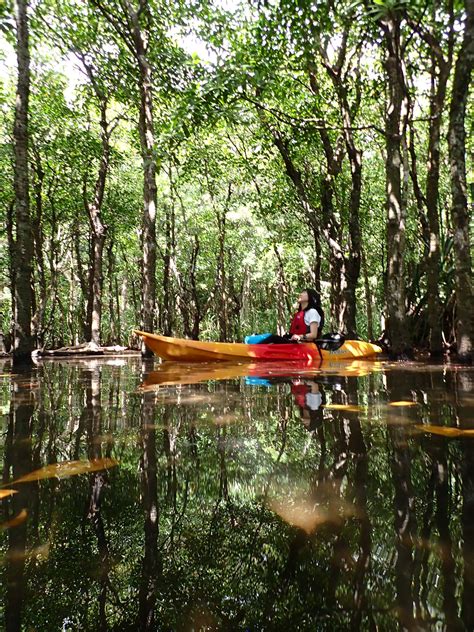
293,321 -> 319,342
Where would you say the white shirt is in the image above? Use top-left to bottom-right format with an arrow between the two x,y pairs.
305,392 -> 323,410
304,308 -> 321,327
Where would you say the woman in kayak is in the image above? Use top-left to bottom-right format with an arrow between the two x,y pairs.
258,288 -> 325,344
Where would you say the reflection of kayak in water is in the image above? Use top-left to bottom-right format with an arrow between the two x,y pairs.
134,330 -> 383,363
139,359 -> 383,390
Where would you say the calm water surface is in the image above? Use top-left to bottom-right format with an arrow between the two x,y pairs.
0,357 -> 473,631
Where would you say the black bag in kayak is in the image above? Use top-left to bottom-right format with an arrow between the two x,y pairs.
316,332 -> 346,351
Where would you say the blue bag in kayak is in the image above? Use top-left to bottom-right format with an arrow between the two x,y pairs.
244,333 -> 272,344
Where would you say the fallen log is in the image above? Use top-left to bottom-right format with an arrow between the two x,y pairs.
32,342 -> 132,358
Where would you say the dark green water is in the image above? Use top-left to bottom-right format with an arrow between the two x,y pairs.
0,357 -> 473,631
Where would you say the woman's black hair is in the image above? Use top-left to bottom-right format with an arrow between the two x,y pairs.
300,288 -> 325,334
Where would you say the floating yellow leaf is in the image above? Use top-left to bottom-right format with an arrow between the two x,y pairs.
415,424 -> 474,438
389,401 -> 418,407
5,457 -> 118,486
1,509 -> 27,530
0,490 -> 18,499
325,404 -> 363,412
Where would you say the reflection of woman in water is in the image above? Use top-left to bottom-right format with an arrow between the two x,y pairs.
291,380 -> 325,431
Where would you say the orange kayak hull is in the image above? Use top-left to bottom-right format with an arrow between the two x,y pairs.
134,331 -> 383,364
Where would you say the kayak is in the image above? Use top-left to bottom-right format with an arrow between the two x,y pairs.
134,330 -> 383,364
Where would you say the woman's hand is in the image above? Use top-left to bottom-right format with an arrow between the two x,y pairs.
291,334 -> 306,342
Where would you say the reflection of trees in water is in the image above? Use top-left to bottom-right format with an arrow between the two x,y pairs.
138,391 -> 160,631
1,362 -> 474,629
383,367 -> 473,631
457,371 -> 474,631
386,370 -> 418,630
4,370 -> 35,632
416,369 -> 460,630
85,367 -> 110,632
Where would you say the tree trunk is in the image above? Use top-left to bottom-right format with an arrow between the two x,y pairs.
89,232 -> 106,345
89,0 -> 158,352
90,0 -> 158,351
424,53 -> 450,357
86,102 -> 110,346
406,8 -> 455,357
343,150 -> 362,338
382,16 -> 412,357
107,240 -> 116,343
311,225 -> 322,294
189,235 -> 202,340
73,220 -> 89,341
30,147 -> 47,347
12,0 -> 34,365
320,43 -> 363,337
162,204 -> 173,336
7,200 -> 16,337
362,249 -> 374,340
137,47 -> 157,350
448,0 -> 474,363
320,175 -> 345,330
217,205 -> 228,342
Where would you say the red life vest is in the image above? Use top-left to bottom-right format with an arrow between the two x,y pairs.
291,382 -> 309,408
289,311 -> 309,335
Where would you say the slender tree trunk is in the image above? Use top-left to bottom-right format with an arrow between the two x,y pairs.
448,0 -> 474,363
343,150 -> 362,338
43,197 -> 60,343
107,240 -> 116,343
73,220 -> 88,341
320,176 -> 345,329
312,225 -> 322,294
137,44 -> 157,350
320,42 -> 363,336
189,235 -> 201,340
86,102 -> 110,346
31,148 -> 47,346
89,232 -> 106,345
217,205 -> 228,342
307,68 -> 349,331
382,16 -> 411,357
162,204 -> 173,336
92,0 -> 159,352
406,3 -> 455,356
12,0 -> 34,365
7,200 -> 16,338
362,249 -> 374,340
424,54 -> 450,357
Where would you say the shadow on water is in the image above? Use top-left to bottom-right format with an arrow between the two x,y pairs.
0,357 -> 473,630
